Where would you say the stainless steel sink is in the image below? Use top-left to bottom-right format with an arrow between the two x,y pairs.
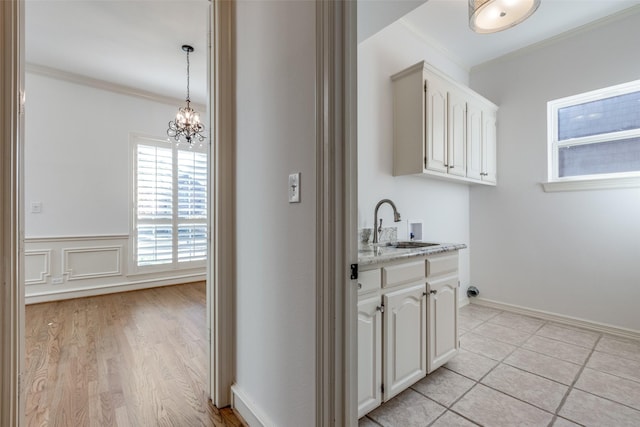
387,241 -> 439,249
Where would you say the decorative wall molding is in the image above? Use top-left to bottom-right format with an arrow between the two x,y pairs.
63,245 -> 122,280
26,63 -> 207,111
472,297 -> 640,341
25,234 -> 128,243
24,249 -> 51,285
24,235 -> 205,303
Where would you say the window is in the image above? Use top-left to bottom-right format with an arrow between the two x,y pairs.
547,80 -> 640,189
133,136 -> 207,269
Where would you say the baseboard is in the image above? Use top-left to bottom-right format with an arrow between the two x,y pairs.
231,384 -> 275,427
472,297 -> 640,341
25,274 -> 205,304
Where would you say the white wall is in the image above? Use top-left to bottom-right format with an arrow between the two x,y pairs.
24,72 -> 205,300
469,11 -> 640,331
234,1 -> 316,425
358,21 -> 472,293
25,72 -> 182,237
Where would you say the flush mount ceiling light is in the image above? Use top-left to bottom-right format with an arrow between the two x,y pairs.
469,0 -> 541,34
167,44 -> 205,144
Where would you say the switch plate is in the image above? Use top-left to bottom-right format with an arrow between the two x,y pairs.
31,202 -> 42,213
288,173 -> 301,203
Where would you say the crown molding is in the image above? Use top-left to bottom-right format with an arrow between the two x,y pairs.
25,62 -> 206,111
397,18 -> 471,75
472,5 -> 640,73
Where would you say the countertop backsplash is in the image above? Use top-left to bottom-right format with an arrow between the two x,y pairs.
359,227 -> 397,245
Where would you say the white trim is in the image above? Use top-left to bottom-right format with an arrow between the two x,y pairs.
0,0 -> 24,424
546,78 -> 640,183
25,63 -> 206,111
231,384 -> 273,427
541,176 -> 640,192
397,19 -> 471,74
471,297 -> 640,341
210,0 -> 235,408
316,0 -> 357,424
24,250 -> 51,285
63,246 -> 122,280
25,274 -> 205,305
472,5 -> 640,72
25,234 -> 129,243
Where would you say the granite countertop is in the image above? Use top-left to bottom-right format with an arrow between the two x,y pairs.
358,241 -> 467,266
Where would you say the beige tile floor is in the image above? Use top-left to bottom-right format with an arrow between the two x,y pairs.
360,304 -> 640,427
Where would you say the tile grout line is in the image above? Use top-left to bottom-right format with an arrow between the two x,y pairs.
550,333 -> 603,426
365,306 -> 639,426
455,310 -> 592,425
455,307 -> 640,425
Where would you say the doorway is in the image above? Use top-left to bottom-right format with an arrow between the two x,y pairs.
1,0 -> 236,424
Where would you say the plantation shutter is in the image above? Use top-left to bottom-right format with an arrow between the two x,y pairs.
134,139 -> 207,268
177,150 -> 207,262
136,145 -> 174,266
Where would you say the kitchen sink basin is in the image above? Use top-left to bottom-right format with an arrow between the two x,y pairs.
388,241 -> 439,249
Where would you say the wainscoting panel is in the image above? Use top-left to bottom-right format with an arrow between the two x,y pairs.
24,250 -> 51,285
24,235 -> 205,304
64,245 -> 122,280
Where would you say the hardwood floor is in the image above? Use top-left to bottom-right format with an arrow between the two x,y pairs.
25,282 -> 243,427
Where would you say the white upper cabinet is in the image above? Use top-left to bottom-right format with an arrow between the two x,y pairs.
392,61 -> 498,186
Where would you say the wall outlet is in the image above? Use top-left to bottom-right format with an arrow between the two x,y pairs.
52,276 -> 63,285
31,202 -> 42,213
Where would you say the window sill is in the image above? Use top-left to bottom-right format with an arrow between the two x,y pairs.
542,176 -> 640,192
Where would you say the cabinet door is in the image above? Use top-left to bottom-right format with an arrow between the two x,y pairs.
383,283 -> 427,401
425,77 -> 448,174
427,275 -> 459,373
466,103 -> 483,180
358,295 -> 382,417
482,111 -> 497,183
447,90 -> 467,177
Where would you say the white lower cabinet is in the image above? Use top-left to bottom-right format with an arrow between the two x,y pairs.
383,283 -> 427,401
358,251 -> 460,418
427,275 -> 459,373
357,295 -> 383,418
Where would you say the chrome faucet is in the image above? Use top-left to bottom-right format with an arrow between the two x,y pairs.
373,199 -> 401,244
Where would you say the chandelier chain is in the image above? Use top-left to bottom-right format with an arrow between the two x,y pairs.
186,49 -> 190,102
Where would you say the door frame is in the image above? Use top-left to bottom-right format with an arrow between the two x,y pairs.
0,0 -> 236,423
315,0 -> 358,425
1,0 -> 25,425
209,0 -> 235,407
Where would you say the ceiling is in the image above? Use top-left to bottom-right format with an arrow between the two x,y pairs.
25,0 -> 209,104
399,0 -> 640,70
25,0 -> 640,103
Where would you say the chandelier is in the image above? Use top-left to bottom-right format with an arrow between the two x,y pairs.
469,0 -> 541,34
167,44 -> 205,144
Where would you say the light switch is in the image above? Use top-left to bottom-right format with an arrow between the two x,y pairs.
31,202 -> 42,213
288,173 -> 301,203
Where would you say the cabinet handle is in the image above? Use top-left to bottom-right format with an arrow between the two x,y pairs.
449,165 -> 454,169
376,305 -> 385,313
429,290 -> 437,295
357,283 -> 362,290
444,164 -> 449,168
